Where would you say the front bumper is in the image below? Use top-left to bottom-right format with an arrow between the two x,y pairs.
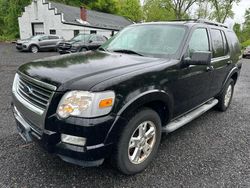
58,47 -> 79,54
12,104 -> 125,167
16,44 -> 29,51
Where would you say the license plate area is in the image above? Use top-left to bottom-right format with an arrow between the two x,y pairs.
15,117 -> 32,143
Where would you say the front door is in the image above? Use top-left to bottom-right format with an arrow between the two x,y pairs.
173,27 -> 212,117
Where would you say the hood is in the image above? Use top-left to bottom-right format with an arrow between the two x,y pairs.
62,40 -> 87,45
18,51 -> 168,91
17,39 -> 31,43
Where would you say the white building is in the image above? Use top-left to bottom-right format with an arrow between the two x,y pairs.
18,0 -> 132,40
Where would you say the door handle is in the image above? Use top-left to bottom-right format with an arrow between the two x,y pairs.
206,66 -> 214,72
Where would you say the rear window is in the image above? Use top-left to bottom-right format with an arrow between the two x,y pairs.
226,31 -> 241,54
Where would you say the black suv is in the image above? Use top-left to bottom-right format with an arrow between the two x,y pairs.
58,34 -> 107,54
12,20 -> 242,175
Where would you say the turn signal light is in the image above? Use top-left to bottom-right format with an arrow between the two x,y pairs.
99,98 -> 113,108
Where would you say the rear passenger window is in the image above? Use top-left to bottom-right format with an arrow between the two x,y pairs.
48,36 -> 59,40
189,28 -> 209,55
221,31 -> 229,55
211,29 -> 224,58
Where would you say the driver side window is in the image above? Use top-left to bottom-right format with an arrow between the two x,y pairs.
188,28 -> 209,56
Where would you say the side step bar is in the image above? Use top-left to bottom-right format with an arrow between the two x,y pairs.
162,99 -> 218,133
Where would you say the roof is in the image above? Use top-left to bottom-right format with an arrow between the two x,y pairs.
47,1 -> 132,30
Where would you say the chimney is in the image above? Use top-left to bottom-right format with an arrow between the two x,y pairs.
80,6 -> 87,21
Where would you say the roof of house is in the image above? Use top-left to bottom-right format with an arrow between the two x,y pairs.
47,1 -> 133,30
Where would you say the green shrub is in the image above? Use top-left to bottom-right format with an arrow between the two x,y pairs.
241,40 -> 250,49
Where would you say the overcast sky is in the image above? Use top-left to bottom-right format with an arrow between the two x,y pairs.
230,0 -> 250,23
140,0 -> 250,27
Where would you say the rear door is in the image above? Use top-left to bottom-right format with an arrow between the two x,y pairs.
174,27 -> 213,116
48,35 -> 60,49
209,28 -> 232,97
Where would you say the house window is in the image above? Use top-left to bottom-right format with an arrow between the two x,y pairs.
50,30 -> 56,35
34,1 -> 38,20
74,30 -> 79,37
90,30 -> 97,34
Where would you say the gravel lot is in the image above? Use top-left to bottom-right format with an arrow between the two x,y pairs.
0,43 -> 250,188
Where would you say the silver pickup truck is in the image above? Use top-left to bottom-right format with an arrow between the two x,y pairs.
16,35 -> 64,53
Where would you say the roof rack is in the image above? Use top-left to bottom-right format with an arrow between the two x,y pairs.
167,19 -> 228,28
196,19 -> 228,28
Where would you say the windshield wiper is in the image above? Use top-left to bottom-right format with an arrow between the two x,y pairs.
112,49 -> 143,56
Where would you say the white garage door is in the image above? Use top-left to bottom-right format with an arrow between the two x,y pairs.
33,23 -> 44,35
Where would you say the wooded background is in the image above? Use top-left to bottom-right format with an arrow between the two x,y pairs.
0,0 -> 249,48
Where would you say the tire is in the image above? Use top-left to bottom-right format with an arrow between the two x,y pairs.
217,78 -> 235,111
30,45 -> 39,53
79,47 -> 87,52
113,108 -> 162,175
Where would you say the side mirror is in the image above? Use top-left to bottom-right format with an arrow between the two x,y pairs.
38,38 -> 42,41
184,51 -> 212,66
88,40 -> 93,43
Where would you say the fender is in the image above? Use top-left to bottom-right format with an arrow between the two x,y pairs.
104,90 -> 174,144
117,89 -> 174,117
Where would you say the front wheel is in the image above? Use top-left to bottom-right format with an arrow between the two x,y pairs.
30,45 -> 39,53
113,108 -> 162,175
217,78 -> 235,111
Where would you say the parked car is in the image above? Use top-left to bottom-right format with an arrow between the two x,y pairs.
57,34 -> 107,54
16,35 -> 64,53
12,20 -> 242,175
242,46 -> 250,58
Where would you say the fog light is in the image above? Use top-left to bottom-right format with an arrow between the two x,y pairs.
61,134 -> 86,146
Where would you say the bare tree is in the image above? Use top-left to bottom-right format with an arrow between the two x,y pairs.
210,0 -> 240,23
171,0 -> 198,19
196,0 -> 211,19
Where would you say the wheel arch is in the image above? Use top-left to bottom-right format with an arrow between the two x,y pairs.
29,43 -> 39,51
222,67 -> 239,88
104,90 -> 174,144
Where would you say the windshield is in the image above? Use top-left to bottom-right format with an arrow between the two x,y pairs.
71,34 -> 91,42
102,24 -> 187,58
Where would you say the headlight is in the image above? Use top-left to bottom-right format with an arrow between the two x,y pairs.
72,43 -> 80,47
57,91 -> 115,118
12,74 -> 19,93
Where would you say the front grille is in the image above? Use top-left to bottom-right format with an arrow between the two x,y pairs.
17,76 -> 54,111
58,43 -> 72,49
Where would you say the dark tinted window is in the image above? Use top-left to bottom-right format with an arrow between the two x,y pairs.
48,36 -> 59,40
74,30 -> 79,37
189,28 -> 209,55
40,36 -> 49,40
226,31 -> 241,54
90,30 -> 97,34
50,30 -> 56,35
90,35 -> 97,41
97,36 -> 106,42
221,31 -> 229,55
211,29 -> 224,58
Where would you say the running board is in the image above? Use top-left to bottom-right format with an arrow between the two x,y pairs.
162,99 -> 218,133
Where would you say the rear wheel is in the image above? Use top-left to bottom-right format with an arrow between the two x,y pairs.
30,45 -> 39,53
113,108 -> 162,175
217,78 -> 235,111
79,47 -> 87,52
